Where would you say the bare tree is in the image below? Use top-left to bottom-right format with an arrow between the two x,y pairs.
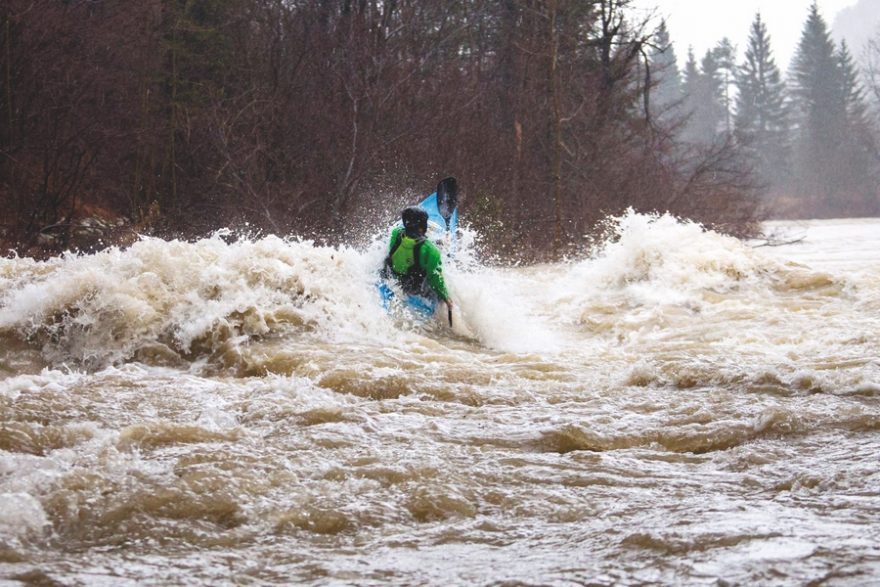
1,0 -> 763,258
865,26 -> 880,116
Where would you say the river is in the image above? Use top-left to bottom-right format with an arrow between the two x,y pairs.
1,213 -> 879,586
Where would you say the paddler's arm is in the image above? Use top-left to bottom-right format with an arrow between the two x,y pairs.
421,242 -> 450,302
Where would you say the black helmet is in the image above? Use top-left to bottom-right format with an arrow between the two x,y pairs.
402,206 -> 428,238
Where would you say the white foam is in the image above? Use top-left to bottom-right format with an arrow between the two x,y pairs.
1,215 -> 878,369
0,492 -> 50,540
549,210 -> 777,314
0,234 -> 399,366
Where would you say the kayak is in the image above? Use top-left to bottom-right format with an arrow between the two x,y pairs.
376,281 -> 437,318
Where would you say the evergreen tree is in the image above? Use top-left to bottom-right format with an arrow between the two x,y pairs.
789,2 -> 878,215
682,49 -> 725,144
789,3 -> 842,203
834,40 -> 878,214
866,29 -> 880,115
837,40 -> 868,124
712,38 -> 737,133
680,48 -> 699,142
734,13 -> 789,188
649,20 -> 682,125
790,3 -> 840,123
681,47 -> 699,98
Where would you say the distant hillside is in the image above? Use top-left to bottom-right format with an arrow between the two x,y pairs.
832,0 -> 880,56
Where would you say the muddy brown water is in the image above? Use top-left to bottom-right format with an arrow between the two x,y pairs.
1,214 -> 879,585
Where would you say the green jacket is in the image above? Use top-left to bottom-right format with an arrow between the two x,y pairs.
386,225 -> 449,301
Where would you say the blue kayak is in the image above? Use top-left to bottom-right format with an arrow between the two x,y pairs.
376,281 -> 437,318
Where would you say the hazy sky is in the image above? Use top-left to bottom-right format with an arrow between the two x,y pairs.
631,0 -> 866,71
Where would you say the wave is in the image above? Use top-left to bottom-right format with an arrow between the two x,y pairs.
0,234 -> 392,370
547,210 -> 843,320
1,214 -> 877,380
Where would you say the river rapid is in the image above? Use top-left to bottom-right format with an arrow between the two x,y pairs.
1,213 -> 879,586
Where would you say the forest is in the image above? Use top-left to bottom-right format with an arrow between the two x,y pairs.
1,0 -> 879,259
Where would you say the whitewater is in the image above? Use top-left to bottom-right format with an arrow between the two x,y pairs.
1,213 -> 878,585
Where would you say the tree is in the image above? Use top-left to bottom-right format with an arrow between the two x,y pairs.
648,20 -> 682,126
837,40 -> 869,124
712,37 -> 737,134
865,26 -> 880,115
680,48 -> 699,142
681,47 -> 699,98
0,0 -> 765,258
0,0 -> 154,250
682,48 -> 725,145
789,2 -> 878,216
832,40 -> 878,215
734,13 -> 790,190
789,2 -> 843,211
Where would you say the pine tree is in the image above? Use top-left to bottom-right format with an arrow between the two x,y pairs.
789,2 -> 879,215
734,13 -> 789,188
712,38 -> 736,133
682,49 -> 725,144
866,30 -> 880,114
837,40 -> 868,124
680,48 -> 699,142
834,40 -> 878,214
649,20 -> 682,125
789,2 -> 844,210
790,3 -> 840,124
682,47 -> 699,99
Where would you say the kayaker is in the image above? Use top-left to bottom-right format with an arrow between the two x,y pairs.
383,206 -> 453,313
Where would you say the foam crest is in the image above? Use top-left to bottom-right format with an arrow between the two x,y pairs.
583,211 -> 768,293
449,265 -> 568,353
0,492 -> 50,541
0,235 -> 391,368
2,214 -> 874,370
542,210 -> 799,326
436,224 -> 570,353
0,225 -> 571,366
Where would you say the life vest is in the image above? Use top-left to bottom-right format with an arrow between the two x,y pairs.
384,231 -> 427,296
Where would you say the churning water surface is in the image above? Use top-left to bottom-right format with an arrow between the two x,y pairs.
1,213 -> 879,586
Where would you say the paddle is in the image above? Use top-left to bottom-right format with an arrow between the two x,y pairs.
437,177 -> 457,331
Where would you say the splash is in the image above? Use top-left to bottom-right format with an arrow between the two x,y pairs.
541,210 -> 855,325
551,210 -> 776,310
0,493 -> 49,541
0,234 -> 392,369
1,213 -> 877,377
